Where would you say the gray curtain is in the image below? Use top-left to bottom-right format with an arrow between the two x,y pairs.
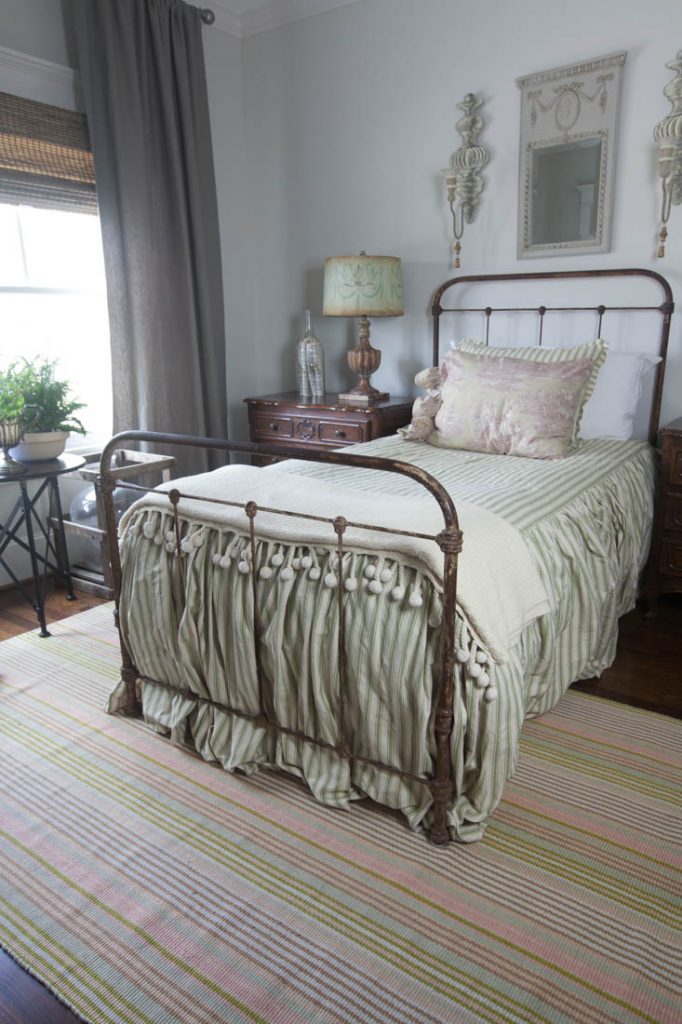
69,0 -> 227,473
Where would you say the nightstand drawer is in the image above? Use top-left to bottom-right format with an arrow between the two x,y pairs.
245,392 -> 412,467
659,538 -> 682,576
252,414 -> 293,440
670,448 -> 682,487
318,420 -> 365,445
663,494 -> 682,531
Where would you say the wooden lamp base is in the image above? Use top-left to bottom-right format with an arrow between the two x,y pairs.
339,316 -> 390,406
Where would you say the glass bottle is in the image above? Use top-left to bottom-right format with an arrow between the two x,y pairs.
297,309 -> 325,400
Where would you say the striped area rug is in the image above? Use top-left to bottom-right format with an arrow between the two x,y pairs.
0,605 -> 680,1024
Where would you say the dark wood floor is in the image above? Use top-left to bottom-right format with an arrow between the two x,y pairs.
0,582 -> 104,642
573,595 -> 682,718
0,584 -> 680,1023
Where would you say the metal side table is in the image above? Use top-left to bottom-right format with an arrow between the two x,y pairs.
0,453 -> 85,636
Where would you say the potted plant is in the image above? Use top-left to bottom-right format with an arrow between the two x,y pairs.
8,357 -> 86,461
0,368 -> 27,474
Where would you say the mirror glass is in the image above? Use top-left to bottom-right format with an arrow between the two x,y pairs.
530,137 -> 602,245
517,53 -> 626,258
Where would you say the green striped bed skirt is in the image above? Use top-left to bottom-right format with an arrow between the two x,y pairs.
113,437 -> 655,841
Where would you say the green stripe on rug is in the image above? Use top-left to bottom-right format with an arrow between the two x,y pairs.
0,604 -> 680,1024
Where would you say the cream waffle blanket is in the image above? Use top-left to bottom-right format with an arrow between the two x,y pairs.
120,464 -> 549,663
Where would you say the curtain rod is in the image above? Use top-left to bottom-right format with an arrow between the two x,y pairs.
200,7 -> 215,24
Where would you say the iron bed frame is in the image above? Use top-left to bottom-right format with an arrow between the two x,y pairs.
99,268 -> 673,845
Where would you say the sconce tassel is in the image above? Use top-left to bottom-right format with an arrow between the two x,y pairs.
658,224 -> 668,259
454,242 -> 462,269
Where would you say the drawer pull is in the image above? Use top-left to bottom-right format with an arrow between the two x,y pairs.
318,421 -> 363,443
269,422 -> 278,431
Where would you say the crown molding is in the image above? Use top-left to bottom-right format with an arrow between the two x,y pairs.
206,0 -> 363,38
0,45 -> 77,88
0,5 -> 363,50
241,0 -> 363,36
0,45 -> 81,109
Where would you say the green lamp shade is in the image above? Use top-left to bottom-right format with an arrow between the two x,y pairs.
322,254 -> 404,317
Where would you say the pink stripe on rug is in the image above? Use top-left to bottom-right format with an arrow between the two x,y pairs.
0,605 -> 679,1024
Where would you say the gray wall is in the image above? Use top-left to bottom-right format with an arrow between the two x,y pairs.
240,0 -> 682,425
0,0 -> 70,64
2,0 -> 681,432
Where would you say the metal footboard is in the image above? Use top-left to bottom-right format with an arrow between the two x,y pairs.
98,430 -> 463,844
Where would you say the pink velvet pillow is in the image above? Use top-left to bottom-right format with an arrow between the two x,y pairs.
432,349 -> 595,458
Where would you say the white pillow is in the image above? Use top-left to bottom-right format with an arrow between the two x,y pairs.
579,352 -> 661,440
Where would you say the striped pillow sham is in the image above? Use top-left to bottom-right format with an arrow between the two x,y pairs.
399,338 -> 608,458
433,348 -> 597,459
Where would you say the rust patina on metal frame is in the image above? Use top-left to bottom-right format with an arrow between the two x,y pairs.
99,432 -> 463,845
99,268 -> 673,846
432,268 -> 674,614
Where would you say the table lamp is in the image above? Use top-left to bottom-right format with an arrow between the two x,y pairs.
323,252 -> 404,404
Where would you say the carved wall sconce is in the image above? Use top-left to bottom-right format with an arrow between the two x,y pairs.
441,93 -> 489,268
654,51 -> 682,258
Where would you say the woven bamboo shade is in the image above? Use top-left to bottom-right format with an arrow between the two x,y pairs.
0,92 -> 97,214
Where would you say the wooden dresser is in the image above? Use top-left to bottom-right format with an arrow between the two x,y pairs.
244,391 -> 413,464
651,417 -> 682,598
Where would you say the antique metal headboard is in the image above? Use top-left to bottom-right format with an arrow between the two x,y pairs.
431,268 -> 674,445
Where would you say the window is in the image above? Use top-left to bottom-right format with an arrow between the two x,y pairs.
0,203 -> 112,443
0,91 -> 111,445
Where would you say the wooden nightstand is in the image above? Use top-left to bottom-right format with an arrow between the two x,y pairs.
649,417 -> 682,600
244,391 -> 413,465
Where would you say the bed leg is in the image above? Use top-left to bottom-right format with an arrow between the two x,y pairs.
98,469 -> 141,717
113,607 -> 141,716
429,776 -> 453,845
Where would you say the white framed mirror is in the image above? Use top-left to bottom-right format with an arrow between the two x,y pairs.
517,52 -> 626,258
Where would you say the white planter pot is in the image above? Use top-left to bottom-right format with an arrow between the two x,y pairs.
10,431 -> 70,462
